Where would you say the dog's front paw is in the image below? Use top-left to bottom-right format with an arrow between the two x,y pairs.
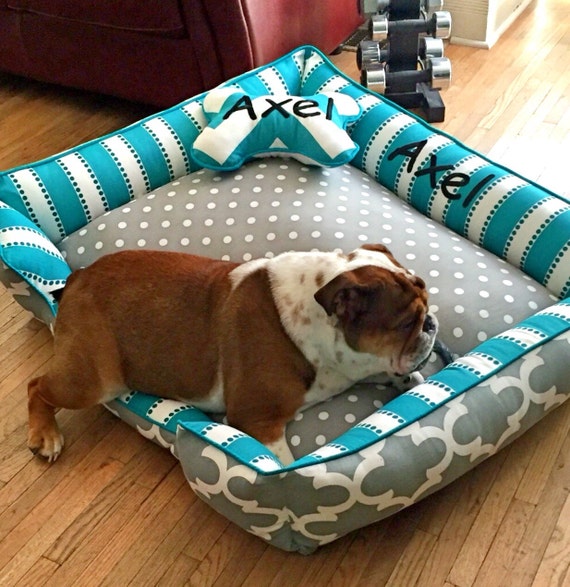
266,436 -> 295,466
392,371 -> 425,392
27,426 -> 65,463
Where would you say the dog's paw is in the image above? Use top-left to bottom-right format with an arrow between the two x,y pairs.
391,371 -> 425,392
27,427 -> 65,463
266,436 -> 295,466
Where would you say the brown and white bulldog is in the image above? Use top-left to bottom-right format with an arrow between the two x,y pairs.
27,244 -> 437,464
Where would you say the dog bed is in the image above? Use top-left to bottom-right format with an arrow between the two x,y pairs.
1,46 -> 568,554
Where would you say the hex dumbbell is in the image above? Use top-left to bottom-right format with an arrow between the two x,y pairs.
370,11 -> 452,41
360,0 -> 445,18
419,36 -> 445,60
358,36 -> 445,70
357,40 -> 388,70
361,56 -> 452,93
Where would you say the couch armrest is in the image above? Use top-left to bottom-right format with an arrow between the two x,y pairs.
179,0 -> 363,87
240,0 -> 364,64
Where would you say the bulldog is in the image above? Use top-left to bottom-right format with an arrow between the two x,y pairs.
27,244 -> 437,464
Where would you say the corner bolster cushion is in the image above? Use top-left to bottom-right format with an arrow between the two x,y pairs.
0,202 -> 71,314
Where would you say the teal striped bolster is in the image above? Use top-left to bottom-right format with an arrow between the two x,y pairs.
292,300 -> 570,470
112,391 -> 206,435
0,96 -> 207,243
113,391 -> 284,473
177,299 -> 570,475
0,202 -> 71,313
294,47 -> 570,297
350,104 -> 570,297
114,388 -> 286,472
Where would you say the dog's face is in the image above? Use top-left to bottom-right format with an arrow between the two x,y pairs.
314,244 -> 437,375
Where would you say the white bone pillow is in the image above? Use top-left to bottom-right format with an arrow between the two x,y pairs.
191,89 -> 361,170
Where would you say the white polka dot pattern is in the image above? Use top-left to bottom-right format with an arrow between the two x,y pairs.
2,47 -> 569,554
57,158 -> 558,457
58,157 -> 556,359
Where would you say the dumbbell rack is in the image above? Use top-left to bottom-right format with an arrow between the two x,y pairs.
357,0 -> 452,123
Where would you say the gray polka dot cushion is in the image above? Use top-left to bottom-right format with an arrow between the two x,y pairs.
58,157 -> 557,361
1,45 -> 569,554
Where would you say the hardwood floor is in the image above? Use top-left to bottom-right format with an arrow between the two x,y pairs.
0,0 -> 568,585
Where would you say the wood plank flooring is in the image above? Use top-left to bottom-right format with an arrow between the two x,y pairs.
0,0 -> 568,584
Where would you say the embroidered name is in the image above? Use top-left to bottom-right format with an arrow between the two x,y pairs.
388,139 -> 497,207
191,89 -> 361,170
222,96 -> 336,122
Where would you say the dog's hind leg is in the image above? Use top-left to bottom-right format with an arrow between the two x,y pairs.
27,375 -> 67,462
27,350 -> 126,462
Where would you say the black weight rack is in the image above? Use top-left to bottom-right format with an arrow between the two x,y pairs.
357,0 -> 452,122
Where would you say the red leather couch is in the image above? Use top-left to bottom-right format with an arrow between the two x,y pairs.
0,0 -> 363,107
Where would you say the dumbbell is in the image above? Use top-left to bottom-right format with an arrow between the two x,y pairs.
357,40 -> 388,70
419,36 -> 445,60
370,11 -> 452,41
361,57 -> 452,93
423,0 -> 444,17
358,36 -> 445,70
360,0 -> 444,17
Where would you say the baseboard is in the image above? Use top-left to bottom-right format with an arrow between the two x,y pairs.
450,36 -> 491,49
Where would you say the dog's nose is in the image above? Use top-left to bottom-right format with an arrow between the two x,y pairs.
422,314 -> 436,333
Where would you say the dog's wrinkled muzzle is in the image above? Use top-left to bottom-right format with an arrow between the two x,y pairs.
422,313 -> 437,335
395,312 -> 439,376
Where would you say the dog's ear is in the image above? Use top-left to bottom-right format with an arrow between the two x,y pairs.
360,243 -> 391,255
314,273 -> 377,322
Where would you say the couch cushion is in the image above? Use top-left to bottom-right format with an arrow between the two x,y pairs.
7,0 -> 186,37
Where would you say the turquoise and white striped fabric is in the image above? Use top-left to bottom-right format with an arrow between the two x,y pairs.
0,50 -> 305,246
190,89 -> 361,170
0,109 -> 205,244
0,201 -> 70,312
0,46 -> 568,298
1,45 -> 569,552
299,50 -> 570,298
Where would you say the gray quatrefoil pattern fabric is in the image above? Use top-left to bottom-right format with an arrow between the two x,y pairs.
2,44 -> 569,556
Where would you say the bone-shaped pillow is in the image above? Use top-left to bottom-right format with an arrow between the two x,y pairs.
191,89 -> 361,170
